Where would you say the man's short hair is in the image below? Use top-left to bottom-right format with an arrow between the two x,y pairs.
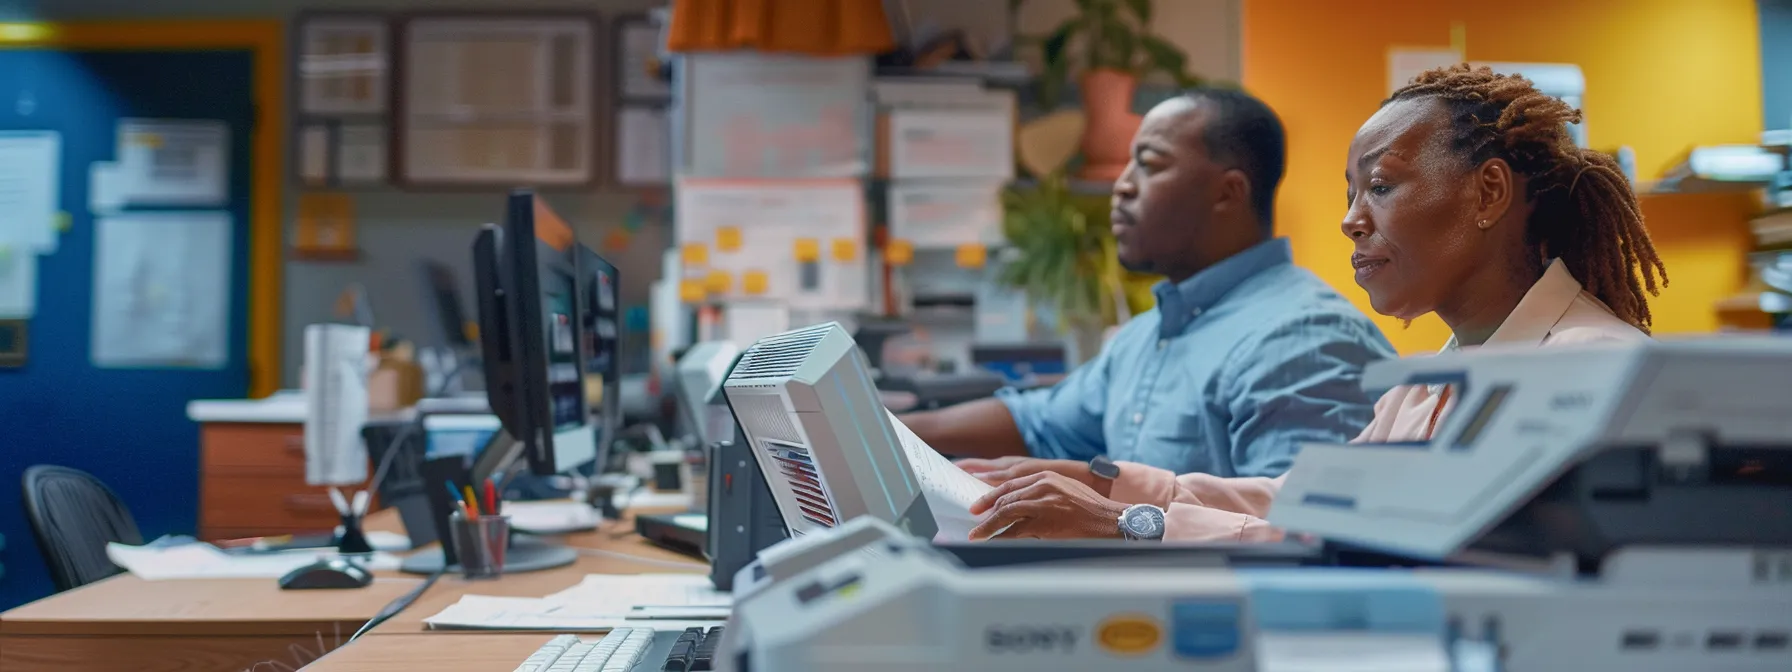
1182,87 -> 1287,229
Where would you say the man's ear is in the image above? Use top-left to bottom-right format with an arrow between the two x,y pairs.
1476,158 -> 1515,224
1216,168 -> 1252,214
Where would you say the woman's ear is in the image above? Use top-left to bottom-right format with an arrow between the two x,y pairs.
1476,158 -> 1515,226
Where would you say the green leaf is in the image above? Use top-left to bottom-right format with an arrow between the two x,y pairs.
1122,0 -> 1152,24
1102,20 -> 1136,72
1138,33 -> 1187,80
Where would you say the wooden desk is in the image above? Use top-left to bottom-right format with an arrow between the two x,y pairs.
0,507 -> 705,672
303,634 -> 553,671
0,575 -> 420,672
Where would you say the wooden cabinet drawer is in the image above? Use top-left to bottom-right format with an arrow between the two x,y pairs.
200,423 -> 307,476
200,476 -> 348,531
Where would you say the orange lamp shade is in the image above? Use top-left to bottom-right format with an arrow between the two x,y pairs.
667,0 -> 895,55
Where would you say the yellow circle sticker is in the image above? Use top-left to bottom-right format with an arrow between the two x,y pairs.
1097,614 -> 1162,655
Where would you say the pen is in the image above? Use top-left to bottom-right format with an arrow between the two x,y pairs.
351,490 -> 370,517
483,478 -> 499,515
445,481 -> 467,514
463,484 -> 480,518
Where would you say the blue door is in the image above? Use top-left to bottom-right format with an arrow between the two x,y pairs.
0,50 -> 255,609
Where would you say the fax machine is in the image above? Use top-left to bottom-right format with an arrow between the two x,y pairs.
714,338 -> 1792,671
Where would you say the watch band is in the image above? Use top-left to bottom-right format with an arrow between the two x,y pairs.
1089,454 -> 1120,481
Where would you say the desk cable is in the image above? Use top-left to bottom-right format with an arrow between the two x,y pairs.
347,570 -> 444,643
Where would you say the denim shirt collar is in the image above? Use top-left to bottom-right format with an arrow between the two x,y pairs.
1151,237 -> 1294,337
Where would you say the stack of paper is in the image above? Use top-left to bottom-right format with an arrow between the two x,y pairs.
885,409 -> 995,542
424,573 -> 732,631
106,542 -> 401,580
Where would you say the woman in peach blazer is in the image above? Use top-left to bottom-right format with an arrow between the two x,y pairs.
960,64 -> 1669,543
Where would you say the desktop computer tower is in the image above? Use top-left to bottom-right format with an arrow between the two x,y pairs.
707,438 -> 787,591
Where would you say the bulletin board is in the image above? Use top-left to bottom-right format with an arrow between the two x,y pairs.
674,178 -> 868,311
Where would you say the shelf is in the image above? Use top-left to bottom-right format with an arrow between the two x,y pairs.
1640,175 -> 1772,195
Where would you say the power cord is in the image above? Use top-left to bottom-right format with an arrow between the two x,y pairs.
347,571 -> 443,643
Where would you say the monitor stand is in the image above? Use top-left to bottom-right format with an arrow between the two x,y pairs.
399,535 -> 579,574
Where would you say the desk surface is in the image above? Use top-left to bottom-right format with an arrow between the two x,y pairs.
0,505 -> 707,672
305,633 -> 553,671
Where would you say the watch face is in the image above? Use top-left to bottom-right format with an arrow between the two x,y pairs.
1123,506 -> 1165,539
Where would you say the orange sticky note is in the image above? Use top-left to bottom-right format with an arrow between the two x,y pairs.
716,226 -> 742,252
955,243 -> 987,269
743,270 -> 770,295
831,238 -> 858,262
681,242 -> 709,266
678,279 -> 706,303
705,270 -> 732,294
886,239 -> 914,266
793,238 -> 821,263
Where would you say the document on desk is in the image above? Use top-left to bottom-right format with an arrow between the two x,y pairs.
106,542 -> 401,580
423,573 -> 731,631
886,410 -> 994,542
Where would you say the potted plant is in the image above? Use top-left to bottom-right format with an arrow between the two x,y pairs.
997,171 -> 1128,363
1017,0 -> 1201,181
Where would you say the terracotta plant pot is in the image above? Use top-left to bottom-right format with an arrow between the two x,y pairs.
1077,68 -> 1144,182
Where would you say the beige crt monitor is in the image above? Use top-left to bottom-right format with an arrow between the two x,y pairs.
720,323 -> 940,539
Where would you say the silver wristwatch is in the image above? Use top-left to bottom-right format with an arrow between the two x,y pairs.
1118,503 -> 1166,541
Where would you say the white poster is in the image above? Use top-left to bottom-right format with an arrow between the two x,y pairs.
888,108 -> 1016,180
0,131 -> 61,253
91,211 -> 233,369
0,252 -> 36,318
888,183 -> 1005,249
676,178 -> 868,312
684,53 -> 870,178
116,119 -> 230,206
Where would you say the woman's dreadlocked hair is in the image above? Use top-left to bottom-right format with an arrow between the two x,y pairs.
1388,64 -> 1667,333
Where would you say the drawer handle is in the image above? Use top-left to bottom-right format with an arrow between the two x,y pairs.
285,494 -> 334,511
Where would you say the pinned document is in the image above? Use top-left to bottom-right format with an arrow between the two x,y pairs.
889,183 -> 1004,249
715,226 -> 742,252
91,212 -> 233,368
0,251 -> 36,319
115,119 -> 229,206
0,131 -> 61,253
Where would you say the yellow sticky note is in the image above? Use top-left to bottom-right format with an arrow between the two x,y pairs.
54,211 -> 71,232
831,238 -> 858,262
955,243 -> 987,269
132,133 -> 164,149
681,242 -> 709,266
886,239 -> 914,266
716,226 -> 742,253
793,238 -> 821,263
678,279 -> 706,303
705,270 -> 732,294
743,270 -> 770,295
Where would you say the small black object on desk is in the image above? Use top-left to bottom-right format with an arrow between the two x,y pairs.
279,557 -> 373,590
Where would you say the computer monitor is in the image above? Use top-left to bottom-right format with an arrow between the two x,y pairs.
418,259 -> 473,351
575,245 -> 622,471
675,341 -> 740,448
476,189 -> 599,478
721,322 -> 940,539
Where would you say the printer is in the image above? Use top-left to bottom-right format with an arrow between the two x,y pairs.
714,338 -> 1792,671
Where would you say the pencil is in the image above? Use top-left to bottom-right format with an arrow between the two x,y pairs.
445,481 -> 467,515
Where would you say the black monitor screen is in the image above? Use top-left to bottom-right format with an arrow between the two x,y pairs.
542,268 -> 584,431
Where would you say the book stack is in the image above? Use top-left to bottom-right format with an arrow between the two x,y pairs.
1746,208 -> 1792,330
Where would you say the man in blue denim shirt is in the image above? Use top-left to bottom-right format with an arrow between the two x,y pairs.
901,89 -> 1394,479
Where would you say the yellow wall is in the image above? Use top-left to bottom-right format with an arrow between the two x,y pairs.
1242,0 -> 1764,352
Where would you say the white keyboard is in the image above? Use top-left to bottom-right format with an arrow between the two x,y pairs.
515,628 -> 656,672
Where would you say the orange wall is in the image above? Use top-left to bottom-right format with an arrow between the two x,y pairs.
1242,0 -> 1764,352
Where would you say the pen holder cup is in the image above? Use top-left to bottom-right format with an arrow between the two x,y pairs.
448,514 -> 510,580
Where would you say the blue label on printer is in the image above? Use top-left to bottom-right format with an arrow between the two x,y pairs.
1171,601 -> 1242,659
1238,569 -> 1444,635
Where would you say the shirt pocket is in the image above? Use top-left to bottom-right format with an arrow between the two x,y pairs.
1136,409 -> 1213,475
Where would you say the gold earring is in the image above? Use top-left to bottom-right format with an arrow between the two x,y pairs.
1476,219 -> 1492,230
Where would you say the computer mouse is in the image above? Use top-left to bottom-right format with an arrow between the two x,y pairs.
278,557 -> 373,590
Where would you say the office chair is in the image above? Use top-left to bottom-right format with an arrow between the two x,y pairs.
21,465 -> 143,591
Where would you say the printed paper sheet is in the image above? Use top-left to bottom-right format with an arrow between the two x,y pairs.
90,212 -> 232,368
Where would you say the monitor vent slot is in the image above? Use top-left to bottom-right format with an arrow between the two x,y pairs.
728,324 -> 833,380
765,445 -> 838,529
729,393 -> 802,445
